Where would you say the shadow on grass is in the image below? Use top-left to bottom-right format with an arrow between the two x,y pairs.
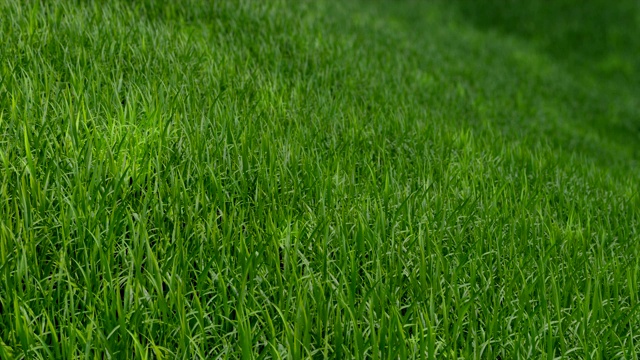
444,0 -> 640,160
355,0 -> 640,168
447,0 -> 640,81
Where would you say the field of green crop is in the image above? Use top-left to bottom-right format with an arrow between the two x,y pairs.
1,0 -> 639,358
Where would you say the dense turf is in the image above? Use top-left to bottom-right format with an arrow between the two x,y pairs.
1,0 -> 639,358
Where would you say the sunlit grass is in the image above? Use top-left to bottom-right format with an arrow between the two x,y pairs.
1,0 -> 639,358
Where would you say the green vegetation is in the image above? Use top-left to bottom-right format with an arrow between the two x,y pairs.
1,0 -> 639,358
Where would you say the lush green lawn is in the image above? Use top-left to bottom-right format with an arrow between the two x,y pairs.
1,0 -> 639,358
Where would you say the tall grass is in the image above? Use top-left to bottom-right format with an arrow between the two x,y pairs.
1,0 -> 639,358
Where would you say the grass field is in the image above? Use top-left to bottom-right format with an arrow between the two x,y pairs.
1,0 -> 640,358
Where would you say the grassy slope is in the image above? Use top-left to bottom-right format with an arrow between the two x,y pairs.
1,0 -> 639,358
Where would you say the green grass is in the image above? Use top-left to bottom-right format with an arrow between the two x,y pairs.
1,0 -> 639,358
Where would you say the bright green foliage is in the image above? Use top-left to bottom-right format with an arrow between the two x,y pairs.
1,0 -> 639,358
